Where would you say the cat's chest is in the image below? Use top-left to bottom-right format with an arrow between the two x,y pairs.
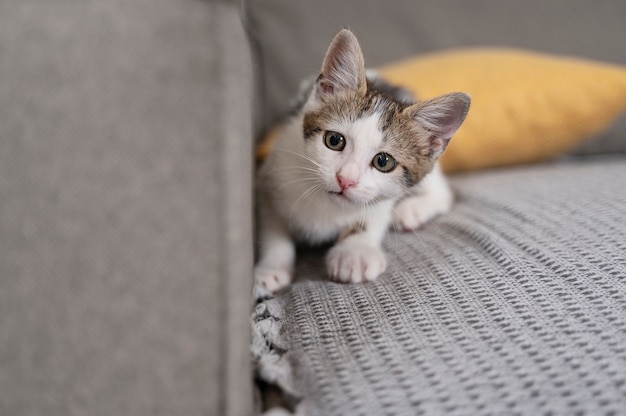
277,184 -> 361,244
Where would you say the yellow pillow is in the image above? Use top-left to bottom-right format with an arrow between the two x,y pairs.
379,48 -> 626,172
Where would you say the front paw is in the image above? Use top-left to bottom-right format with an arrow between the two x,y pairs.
254,266 -> 292,294
326,242 -> 386,283
393,194 -> 451,231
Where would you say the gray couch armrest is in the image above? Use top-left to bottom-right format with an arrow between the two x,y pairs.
0,1 -> 253,415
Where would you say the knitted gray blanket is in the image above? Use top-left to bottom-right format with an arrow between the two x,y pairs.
252,158 -> 626,416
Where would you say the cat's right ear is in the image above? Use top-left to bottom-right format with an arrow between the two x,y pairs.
406,92 -> 471,158
315,29 -> 367,102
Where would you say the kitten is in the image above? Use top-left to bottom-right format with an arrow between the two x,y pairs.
255,29 -> 470,293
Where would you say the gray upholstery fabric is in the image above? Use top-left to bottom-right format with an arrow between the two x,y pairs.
244,0 -> 626,154
0,1 -> 253,415
253,158 -> 626,415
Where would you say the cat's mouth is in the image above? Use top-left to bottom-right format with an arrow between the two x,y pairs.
327,190 -> 356,205
328,190 -> 346,197
328,189 -> 388,207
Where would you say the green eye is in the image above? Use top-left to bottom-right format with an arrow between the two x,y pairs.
324,131 -> 346,151
372,152 -> 397,173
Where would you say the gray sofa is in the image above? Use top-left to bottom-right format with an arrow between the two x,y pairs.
2,1 -> 625,416
1,1 -> 253,415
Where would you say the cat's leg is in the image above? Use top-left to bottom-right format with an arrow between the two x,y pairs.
326,200 -> 394,283
254,198 -> 295,294
392,163 -> 453,231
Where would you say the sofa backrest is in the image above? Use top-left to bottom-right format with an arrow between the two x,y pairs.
244,0 -> 626,155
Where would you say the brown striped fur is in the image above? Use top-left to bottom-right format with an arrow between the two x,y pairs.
302,77 -> 466,187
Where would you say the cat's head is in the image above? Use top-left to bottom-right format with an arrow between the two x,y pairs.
301,29 -> 470,207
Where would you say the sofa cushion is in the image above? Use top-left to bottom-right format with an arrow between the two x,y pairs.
253,157 -> 626,415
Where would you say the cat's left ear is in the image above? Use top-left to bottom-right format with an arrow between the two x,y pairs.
406,93 -> 471,158
315,29 -> 367,101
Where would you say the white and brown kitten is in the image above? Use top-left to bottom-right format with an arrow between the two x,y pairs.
255,29 -> 470,293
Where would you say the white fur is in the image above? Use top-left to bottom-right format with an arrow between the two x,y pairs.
392,164 -> 453,231
254,111 -> 452,293
254,30 -> 466,294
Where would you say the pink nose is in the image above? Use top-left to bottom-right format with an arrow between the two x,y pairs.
337,174 -> 357,191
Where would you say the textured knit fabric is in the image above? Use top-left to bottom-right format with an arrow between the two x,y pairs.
253,157 -> 626,416
0,1 -> 253,415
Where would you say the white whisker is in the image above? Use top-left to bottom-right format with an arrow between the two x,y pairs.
289,183 -> 324,222
273,147 -> 325,171
277,176 -> 322,192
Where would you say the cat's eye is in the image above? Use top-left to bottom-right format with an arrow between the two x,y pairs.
372,152 -> 397,173
324,131 -> 346,151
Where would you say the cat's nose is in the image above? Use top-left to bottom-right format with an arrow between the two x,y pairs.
337,174 -> 357,191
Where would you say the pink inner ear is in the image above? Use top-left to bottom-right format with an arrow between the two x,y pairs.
409,92 -> 471,150
430,136 -> 451,155
316,30 -> 367,99
437,121 -> 463,142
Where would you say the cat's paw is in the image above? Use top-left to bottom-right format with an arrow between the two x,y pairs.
326,242 -> 387,283
393,193 -> 451,231
254,266 -> 292,293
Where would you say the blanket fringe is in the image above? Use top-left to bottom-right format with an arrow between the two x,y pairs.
252,297 -> 304,414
